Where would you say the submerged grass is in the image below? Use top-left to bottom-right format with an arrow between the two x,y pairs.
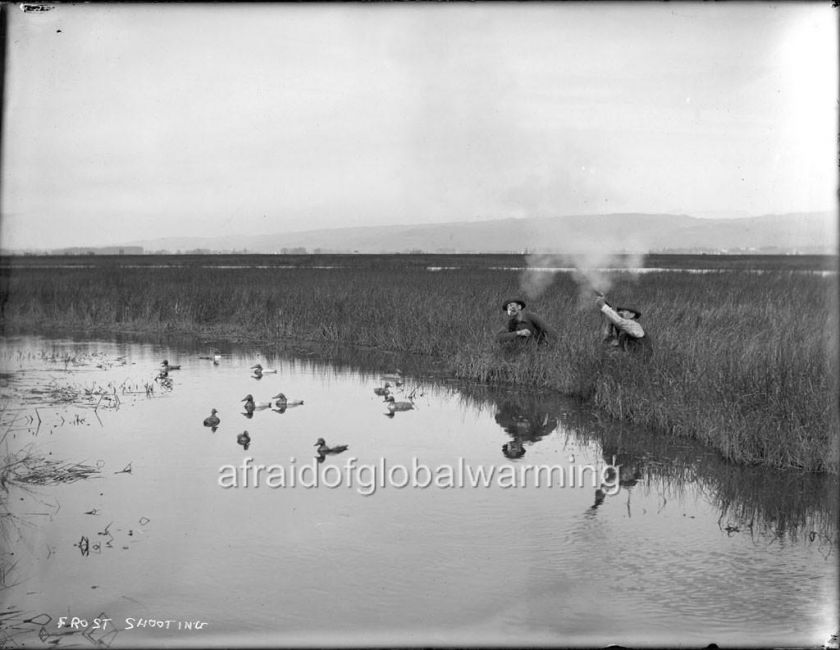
0,445 -> 100,490
1,255 -> 837,472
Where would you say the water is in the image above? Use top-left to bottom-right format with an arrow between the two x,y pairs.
0,335 -> 836,647
6,264 -> 837,277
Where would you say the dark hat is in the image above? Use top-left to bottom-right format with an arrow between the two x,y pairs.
502,297 -> 526,312
615,306 -> 642,319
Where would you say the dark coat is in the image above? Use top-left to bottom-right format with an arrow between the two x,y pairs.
496,310 -> 557,344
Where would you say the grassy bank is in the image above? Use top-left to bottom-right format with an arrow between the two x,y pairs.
1,256 -> 837,473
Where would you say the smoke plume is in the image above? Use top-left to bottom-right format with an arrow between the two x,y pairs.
519,249 -> 647,305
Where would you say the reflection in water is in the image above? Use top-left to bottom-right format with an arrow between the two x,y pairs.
587,461 -> 643,515
586,412 -> 838,544
501,440 -> 526,459
463,382 -> 838,546
3,333 -> 836,547
384,394 -> 415,417
492,392 -> 559,459
272,393 -> 304,410
1,333 -> 836,647
315,438 -> 350,463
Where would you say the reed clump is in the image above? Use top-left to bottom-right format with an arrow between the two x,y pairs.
0,446 -> 100,490
1,256 -> 836,472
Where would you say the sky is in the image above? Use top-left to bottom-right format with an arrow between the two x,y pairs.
1,2 -> 837,250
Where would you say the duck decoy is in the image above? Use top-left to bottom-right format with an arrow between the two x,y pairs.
199,352 -> 222,365
237,431 -> 251,450
250,363 -> 277,374
314,438 -> 348,455
161,360 -> 181,371
203,408 -> 220,428
241,394 -> 272,413
373,383 -> 391,396
384,395 -> 414,412
272,392 -> 304,408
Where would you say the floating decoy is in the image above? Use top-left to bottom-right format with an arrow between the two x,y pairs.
251,363 -> 277,374
199,353 -> 222,365
241,394 -> 272,413
237,431 -> 251,450
314,438 -> 348,455
373,383 -> 391,396
272,392 -> 304,408
385,395 -> 414,412
161,360 -> 181,371
203,408 -> 220,428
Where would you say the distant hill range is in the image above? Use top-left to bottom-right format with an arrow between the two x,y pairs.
11,211 -> 839,255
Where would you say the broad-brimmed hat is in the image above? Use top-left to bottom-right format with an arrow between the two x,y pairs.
501,297 -> 526,312
615,306 -> 642,319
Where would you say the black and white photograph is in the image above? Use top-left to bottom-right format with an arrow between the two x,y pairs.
0,2 -> 837,647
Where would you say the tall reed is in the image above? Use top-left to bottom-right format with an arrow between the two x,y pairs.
1,257 -> 836,472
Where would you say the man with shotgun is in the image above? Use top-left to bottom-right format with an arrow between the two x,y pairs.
595,292 -> 652,356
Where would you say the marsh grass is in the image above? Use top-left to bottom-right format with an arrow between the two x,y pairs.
453,382 -> 838,544
0,445 -> 100,490
1,255 -> 837,472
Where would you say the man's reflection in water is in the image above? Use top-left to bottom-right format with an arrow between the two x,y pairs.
480,386 -> 649,515
588,442 -> 644,513
493,395 -> 560,459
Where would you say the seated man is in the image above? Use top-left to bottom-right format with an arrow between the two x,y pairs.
496,297 -> 557,344
596,295 -> 652,355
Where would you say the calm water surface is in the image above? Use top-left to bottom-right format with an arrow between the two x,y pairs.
0,335 -> 836,647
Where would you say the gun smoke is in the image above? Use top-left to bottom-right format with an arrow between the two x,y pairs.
519,249 -> 647,303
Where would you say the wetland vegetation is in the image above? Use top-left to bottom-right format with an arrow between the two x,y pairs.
1,253 -> 837,473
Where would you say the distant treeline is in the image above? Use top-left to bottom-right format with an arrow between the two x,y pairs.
16,246 -> 147,256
